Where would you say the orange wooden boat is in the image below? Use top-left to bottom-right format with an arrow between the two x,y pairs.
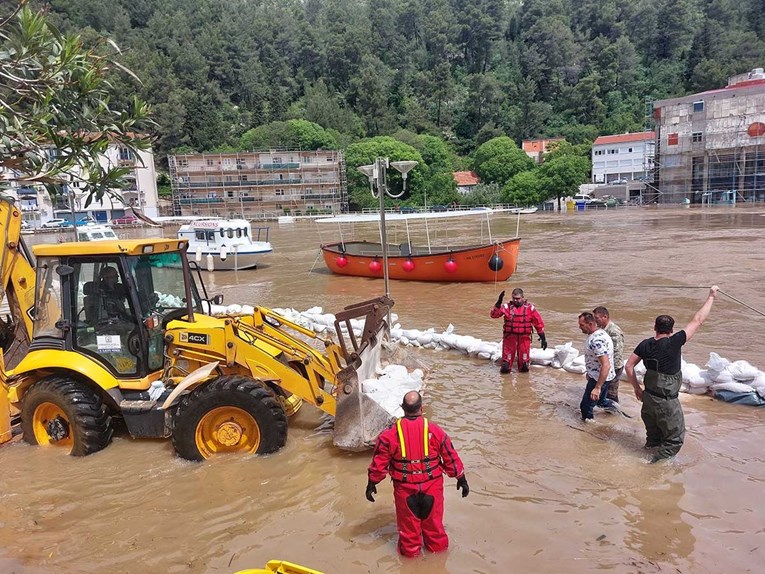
317,208 -> 523,282
321,238 -> 520,282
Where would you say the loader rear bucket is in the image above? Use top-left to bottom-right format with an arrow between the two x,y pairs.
332,296 -> 397,451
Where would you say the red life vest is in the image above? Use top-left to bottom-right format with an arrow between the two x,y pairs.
503,303 -> 535,335
389,417 -> 443,483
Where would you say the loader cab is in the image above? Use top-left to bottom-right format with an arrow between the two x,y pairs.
31,242 -> 203,378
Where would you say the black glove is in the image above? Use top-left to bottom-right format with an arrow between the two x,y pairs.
365,479 -> 378,502
456,475 -> 469,498
539,332 -> 547,351
494,290 -> 505,308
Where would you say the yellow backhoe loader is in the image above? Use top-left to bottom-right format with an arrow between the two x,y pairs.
0,196 -> 394,459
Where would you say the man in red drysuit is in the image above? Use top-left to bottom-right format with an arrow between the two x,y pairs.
490,287 -> 547,373
366,391 -> 469,557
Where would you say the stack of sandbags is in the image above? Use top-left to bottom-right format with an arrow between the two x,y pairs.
361,365 -> 424,418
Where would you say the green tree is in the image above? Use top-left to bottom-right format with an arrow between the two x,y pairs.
0,3 -> 152,205
344,136 -> 424,210
539,154 -> 590,208
472,136 -> 534,185
461,182 -> 502,206
502,169 -> 544,206
239,119 -> 337,150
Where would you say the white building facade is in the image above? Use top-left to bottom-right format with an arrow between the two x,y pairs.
591,132 -> 655,184
2,145 -> 158,227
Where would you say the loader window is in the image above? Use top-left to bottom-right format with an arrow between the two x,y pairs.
124,251 -> 201,372
72,260 -> 139,375
33,258 -> 64,338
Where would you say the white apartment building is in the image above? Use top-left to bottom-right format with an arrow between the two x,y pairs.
3,145 -> 159,227
591,132 -> 655,184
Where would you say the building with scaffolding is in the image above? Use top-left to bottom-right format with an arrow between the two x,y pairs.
168,149 -> 346,219
653,68 -> 765,204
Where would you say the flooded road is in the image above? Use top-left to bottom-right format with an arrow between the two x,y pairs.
1,207 -> 764,573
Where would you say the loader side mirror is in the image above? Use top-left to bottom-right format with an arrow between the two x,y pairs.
211,294 -> 224,305
56,265 -> 74,276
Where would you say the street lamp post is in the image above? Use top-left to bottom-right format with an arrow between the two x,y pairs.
357,158 -> 418,319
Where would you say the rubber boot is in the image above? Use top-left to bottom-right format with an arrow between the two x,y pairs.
500,361 -> 511,374
519,362 -> 530,373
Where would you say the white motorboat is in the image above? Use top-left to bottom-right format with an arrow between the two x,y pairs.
77,223 -> 119,241
177,219 -> 272,270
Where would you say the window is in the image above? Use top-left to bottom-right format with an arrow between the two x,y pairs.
275,189 -> 284,196
272,157 -> 282,164
119,147 -> 134,161
240,175 -> 248,182
693,101 -> 704,113
692,132 -> 703,143
628,148 -> 633,153
667,133 -> 679,146
206,159 -> 214,167
177,158 -> 188,168
225,175 -> 234,182
227,191 -> 234,198
594,150 -> 604,156
608,149 -> 618,154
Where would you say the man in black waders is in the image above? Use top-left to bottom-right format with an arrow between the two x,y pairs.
625,286 -> 718,463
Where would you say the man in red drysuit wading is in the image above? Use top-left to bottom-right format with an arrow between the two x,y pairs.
490,287 -> 547,373
366,391 -> 469,557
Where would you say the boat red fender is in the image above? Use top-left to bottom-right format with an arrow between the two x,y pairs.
402,258 -> 415,272
336,255 -> 349,268
369,259 -> 382,272
444,258 -> 458,273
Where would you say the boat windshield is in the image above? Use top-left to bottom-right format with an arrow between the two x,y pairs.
125,251 -> 201,317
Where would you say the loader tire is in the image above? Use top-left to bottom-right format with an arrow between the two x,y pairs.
21,376 -> 113,456
171,375 -> 288,461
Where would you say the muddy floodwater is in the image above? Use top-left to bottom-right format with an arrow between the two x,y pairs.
1,207 -> 763,574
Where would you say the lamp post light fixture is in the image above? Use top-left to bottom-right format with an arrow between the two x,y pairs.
357,157 -> 418,320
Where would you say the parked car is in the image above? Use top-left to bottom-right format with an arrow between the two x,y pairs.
111,214 -> 138,225
572,194 -> 594,203
76,216 -> 97,225
41,218 -> 73,229
611,179 -> 628,184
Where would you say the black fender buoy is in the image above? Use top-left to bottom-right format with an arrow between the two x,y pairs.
488,253 -> 504,271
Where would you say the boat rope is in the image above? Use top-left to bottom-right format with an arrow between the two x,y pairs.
626,285 -> 765,318
309,248 -> 323,273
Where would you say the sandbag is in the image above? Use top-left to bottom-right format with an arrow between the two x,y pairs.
706,352 -> 731,376
563,363 -> 586,375
709,381 -> 757,393
729,360 -> 759,381
554,342 -> 579,367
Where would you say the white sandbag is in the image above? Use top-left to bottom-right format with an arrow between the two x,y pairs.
758,387 -> 765,400
563,363 -> 586,374
713,370 -> 735,385
474,341 -> 499,356
361,379 -> 379,394
686,385 -> 710,395
477,351 -> 492,360
571,355 -> 586,366
709,381 -> 757,393
750,373 -> 765,391
706,352 -> 731,375
687,370 -> 713,389
682,362 -> 702,383
554,342 -> 579,367
729,360 -> 759,382
530,348 -> 556,362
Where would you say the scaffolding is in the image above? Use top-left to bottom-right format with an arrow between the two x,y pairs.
652,78 -> 765,204
168,149 -> 346,219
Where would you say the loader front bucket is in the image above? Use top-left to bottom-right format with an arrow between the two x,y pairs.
331,296 -> 397,451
